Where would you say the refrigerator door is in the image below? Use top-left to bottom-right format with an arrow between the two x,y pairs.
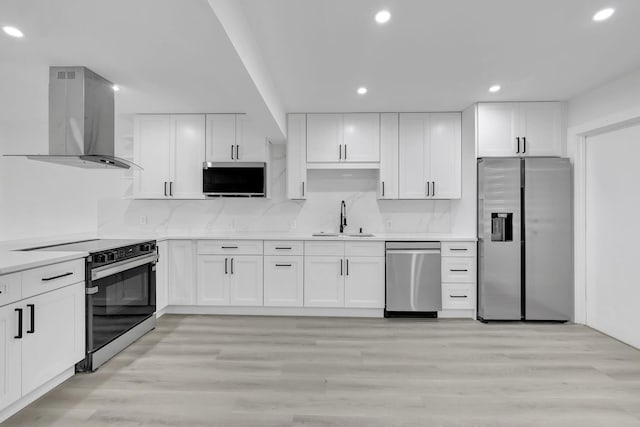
524,158 -> 572,320
477,158 -> 522,320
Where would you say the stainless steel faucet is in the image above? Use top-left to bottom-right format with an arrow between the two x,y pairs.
339,200 -> 347,233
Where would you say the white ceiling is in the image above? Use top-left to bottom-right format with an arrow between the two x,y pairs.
238,0 -> 640,112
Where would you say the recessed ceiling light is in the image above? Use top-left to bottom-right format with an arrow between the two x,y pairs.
112,85 -> 120,92
375,10 -> 391,24
489,85 -> 501,93
357,87 -> 368,95
3,26 -> 24,38
593,8 -> 615,21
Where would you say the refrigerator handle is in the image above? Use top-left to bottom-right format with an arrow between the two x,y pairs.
516,137 -> 520,154
522,137 -> 526,154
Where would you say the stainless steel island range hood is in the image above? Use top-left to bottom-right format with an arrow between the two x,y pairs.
6,66 -> 140,170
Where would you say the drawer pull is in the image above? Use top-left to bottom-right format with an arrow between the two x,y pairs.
450,295 -> 468,298
450,269 -> 468,272
14,308 -> 23,339
275,247 -> 292,250
221,246 -> 238,249
27,304 -> 35,334
42,271 -> 73,282
275,264 -> 292,267
450,248 -> 468,251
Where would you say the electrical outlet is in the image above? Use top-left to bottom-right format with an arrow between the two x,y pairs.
139,215 -> 147,225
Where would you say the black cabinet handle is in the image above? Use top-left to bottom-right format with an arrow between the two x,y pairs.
432,181 -> 435,197
169,181 -> 173,197
382,181 -> 385,197
14,308 -> 22,339
275,264 -> 292,267
225,258 -> 228,275
346,259 -> 349,276
27,304 -> 35,334
231,145 -> 234,160
221,246 -> 238,249
516,137 -> 520,153
340,259 -> 343,276
275,247 -> 292,250
450,295 -> 468,299
236,145 -> 240,160
302,181 -> 305,197
164,182 -> 167,197
344,144 -> 347,159
230,258 -> 234,275
339,144 -> 342,160
42,272 -> 73,282
522,137 -> 526,154
450,248 -> 468,251
426,181 -> 430,197
450,269 -> 469,272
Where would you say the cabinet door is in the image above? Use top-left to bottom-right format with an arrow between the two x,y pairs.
206,114 -> 236,162
155,241 -> 169,313
264,256 -> 303,307
236,115 -> 267,162
343,113 -> 380,162
399,113 -> 429,199
304,256 -> 344,307
168,240 -> 195,305
477,103 -> 519,157
172,115 -> 205,199
134,115 -> 171,198
229,256 -> 263,306
345,257 -> 384,308
429,113 -> 462,199
21,283 -> 84,396
520,102 -> 563,156
196,255 -> 229,306
286,114 -> 307,199
306,114 -> 343,162
0,302 -> 21,410
379,113 -> 399,199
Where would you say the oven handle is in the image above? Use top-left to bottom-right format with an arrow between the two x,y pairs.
91,253 -> 158,281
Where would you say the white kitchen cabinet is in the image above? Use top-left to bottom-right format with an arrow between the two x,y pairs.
229,256 -> 263,306
0,302 -> 21,410
441,241 -> 477,313
286,114 -> 307,199
378,113 -> 399,199
168,240 -> 195,305
155,241 -> 169,313
196,255 -> 229,306
206,114 -> 267,162
477,102 -> 564,157
399,113 -> 461,199
134,114 -> 205,199
306,113 -> 380,164
264,256 -> 304,307
344,257 -> 384,308
21,283 -> 84,396
304,256 -> 344,307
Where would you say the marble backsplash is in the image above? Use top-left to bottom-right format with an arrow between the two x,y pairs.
97,145 -> 474,236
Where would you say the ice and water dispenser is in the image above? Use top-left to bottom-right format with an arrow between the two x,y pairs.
491,213 -> 513,242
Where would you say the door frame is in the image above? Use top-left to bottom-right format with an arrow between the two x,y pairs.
568,107 -> 640,324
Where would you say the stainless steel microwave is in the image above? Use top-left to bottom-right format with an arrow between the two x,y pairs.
202,162 -> 266,197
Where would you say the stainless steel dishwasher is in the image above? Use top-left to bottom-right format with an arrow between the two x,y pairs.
385,242 -> 442,317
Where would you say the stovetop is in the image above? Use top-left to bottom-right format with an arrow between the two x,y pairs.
24,239 -> 153,254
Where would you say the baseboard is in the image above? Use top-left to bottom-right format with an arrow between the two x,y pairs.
0,367 -> 74,423
165,305 -> 384,318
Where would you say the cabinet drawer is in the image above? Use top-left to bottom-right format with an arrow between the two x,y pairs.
0,272 -> 22,307
442,241 -> 476,257
22,259 -> 85,299
442,284 -> 476,310
441,257 -> 476,283
264,241 -> 303,256
305,241 -> 345,256
197,240 -> 263,255
345,241 -> 384,257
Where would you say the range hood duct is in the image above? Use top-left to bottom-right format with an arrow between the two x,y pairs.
6,66 -> 140,170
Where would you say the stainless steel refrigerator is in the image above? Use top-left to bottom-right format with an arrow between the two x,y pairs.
477,158 -> 572,321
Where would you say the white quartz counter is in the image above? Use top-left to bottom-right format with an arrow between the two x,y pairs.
0,250 -> 88,275
149,232 -> 477,242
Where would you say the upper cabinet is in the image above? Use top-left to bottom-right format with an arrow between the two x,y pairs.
286,114 -> 307,199
398,113 -> 461,199
306,113 -> 380,165
206,114 -> 267,162
477,102 -> 564,157
134,114 -> 205,199
378,113 -> 399,199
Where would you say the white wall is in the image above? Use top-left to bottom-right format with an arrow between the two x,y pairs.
0,60 -> 126,241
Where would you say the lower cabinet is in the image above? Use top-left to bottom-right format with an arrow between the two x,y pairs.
264,256 -> 303,307
155,240 -> 169,313
344,257 -> 385,308
304,256 -> 344,307
196,255 -> 263,306
0,280 -> 84,415
168,240 -> 195,305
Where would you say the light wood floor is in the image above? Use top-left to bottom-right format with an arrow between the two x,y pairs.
5,315 -> 640,427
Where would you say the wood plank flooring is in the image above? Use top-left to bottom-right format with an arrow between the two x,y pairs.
5,315 -> 640,426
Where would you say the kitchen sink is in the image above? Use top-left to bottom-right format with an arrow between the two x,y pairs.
311,232 -> 340,237
311,232 -> 375,238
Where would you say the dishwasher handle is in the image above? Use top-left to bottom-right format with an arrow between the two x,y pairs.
386,249 -> 441,255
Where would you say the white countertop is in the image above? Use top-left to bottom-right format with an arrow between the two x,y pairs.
0,250 -> 88,275
150,232 -> 477,242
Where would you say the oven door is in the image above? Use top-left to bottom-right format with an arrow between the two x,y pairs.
87,254 -> 157,354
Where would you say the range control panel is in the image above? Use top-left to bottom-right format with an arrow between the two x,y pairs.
91,241 -> 156,268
